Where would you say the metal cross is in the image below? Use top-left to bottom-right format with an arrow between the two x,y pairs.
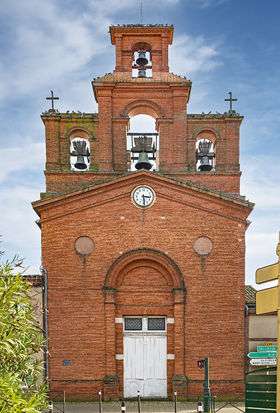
224,91 -> 237,112
46,90 -> 59,110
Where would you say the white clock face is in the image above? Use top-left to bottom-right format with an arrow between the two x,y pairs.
132,185 -> 156,208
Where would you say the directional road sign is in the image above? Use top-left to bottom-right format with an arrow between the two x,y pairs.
250,358 -> 277,366
248,351 -> 277,358
256,262 -> 279,284
256,286 -> 278,315
257,346 -> 277,352
255,234 -> 280,413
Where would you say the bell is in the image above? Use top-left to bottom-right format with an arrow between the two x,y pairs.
136,51 -> 148,67
198,139 -> 213,171
135,152 -> 152,170
71,139 -> 90,170
74,155 -> 87,170
199,156 -> 213,171
138,68 -> 146,78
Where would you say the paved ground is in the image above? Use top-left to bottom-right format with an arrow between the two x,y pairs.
52,400 -> 245,413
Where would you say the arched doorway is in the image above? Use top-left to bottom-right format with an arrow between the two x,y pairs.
103,249 -> 186,398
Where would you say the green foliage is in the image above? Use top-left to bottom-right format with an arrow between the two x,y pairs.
0,258 -> 48,412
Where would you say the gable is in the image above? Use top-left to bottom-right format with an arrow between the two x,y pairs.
33,170 -> 253,226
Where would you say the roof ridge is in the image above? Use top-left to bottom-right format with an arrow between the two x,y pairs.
93,71 -> 191,83
34,170 -> 253,210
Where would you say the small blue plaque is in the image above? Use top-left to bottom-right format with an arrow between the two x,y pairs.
63,360 -> 71,366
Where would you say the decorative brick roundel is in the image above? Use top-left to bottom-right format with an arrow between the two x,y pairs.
193,236 -> 213,256
74,236 -> 94,256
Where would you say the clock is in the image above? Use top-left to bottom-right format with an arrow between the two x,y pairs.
131,185 -> 156,208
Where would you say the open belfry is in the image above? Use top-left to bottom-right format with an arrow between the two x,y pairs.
32,25 -> 254,400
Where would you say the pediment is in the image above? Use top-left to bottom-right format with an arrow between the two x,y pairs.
32,170 -> 253,224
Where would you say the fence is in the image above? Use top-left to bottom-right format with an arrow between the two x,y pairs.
245,367 -> 277,413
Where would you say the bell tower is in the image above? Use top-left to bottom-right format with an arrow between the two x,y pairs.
93,25 -> 191,173
42,24 -> 243,199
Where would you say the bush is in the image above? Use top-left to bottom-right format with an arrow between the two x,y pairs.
0,257 -> 48,412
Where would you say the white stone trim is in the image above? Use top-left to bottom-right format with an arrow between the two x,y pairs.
167,318 -> 174,324
115,318 -> 123,323
167,354 -> 175,360
116,354 -> 123,360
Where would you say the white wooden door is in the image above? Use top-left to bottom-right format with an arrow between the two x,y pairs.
124,335 -> 167,398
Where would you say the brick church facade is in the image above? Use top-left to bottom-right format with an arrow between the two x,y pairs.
32,25 -> 253,399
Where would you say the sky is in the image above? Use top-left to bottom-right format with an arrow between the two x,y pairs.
0,0 -> 280,288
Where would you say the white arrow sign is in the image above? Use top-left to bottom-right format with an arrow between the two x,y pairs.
250,358 -> 277,366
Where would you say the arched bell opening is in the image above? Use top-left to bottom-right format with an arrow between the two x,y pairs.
132,42 -> 152,78
70,136 -> 90,171
127,114 -> 158,171
195,133 -> 216,172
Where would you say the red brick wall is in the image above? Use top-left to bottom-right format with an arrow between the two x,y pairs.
36,173 -> 251,399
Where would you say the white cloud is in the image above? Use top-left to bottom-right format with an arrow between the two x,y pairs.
0,143 -> 45,183
245,230 -> 279,288
0,0 -> 184,107
241,155 -> 280,210
169,34 -> 222,77
241,154 -> 280,287
198,0 -> 231,8
0,185 -> 42,271
0,1 -> 108,103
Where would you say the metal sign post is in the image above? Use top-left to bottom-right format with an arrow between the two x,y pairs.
203,358 -> 210,413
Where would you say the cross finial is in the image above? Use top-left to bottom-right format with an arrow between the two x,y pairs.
224,91 -> 237,112
46,90 -> 59,111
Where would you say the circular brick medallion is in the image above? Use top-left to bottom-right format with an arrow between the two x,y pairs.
74,236 -> 94,256
193,236 -> 213,256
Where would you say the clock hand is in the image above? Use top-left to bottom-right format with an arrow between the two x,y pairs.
142,194 -> 151,205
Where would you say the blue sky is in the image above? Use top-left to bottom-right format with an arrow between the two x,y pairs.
1,0 -> 280,288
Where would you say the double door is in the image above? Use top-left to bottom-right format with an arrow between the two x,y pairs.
123,317 -> 167,398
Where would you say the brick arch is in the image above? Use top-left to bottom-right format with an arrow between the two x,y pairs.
121,100 -> 165,119
64,126 -> 94,141
193,126 -> 221,144
104,248 -> 185,290
132,42 -> 152,52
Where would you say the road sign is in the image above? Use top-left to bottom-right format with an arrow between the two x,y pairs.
255,234 -> 280,413
256,286 -> 278,314
256,262 -> 279,284
257,346 -> 277,352
250,358 -> 277,366
248,351 -> 277,358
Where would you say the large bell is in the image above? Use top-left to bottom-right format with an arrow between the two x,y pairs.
199,156 -> 213,171
74,155 -> 87,170
198,139 -> 213,171
138,68 -> 147,78
135,152 -> 152,170
136,51 -> 148,67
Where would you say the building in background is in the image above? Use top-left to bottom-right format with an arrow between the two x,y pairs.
32,25 -> 253,399
245,285 -> 277,371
